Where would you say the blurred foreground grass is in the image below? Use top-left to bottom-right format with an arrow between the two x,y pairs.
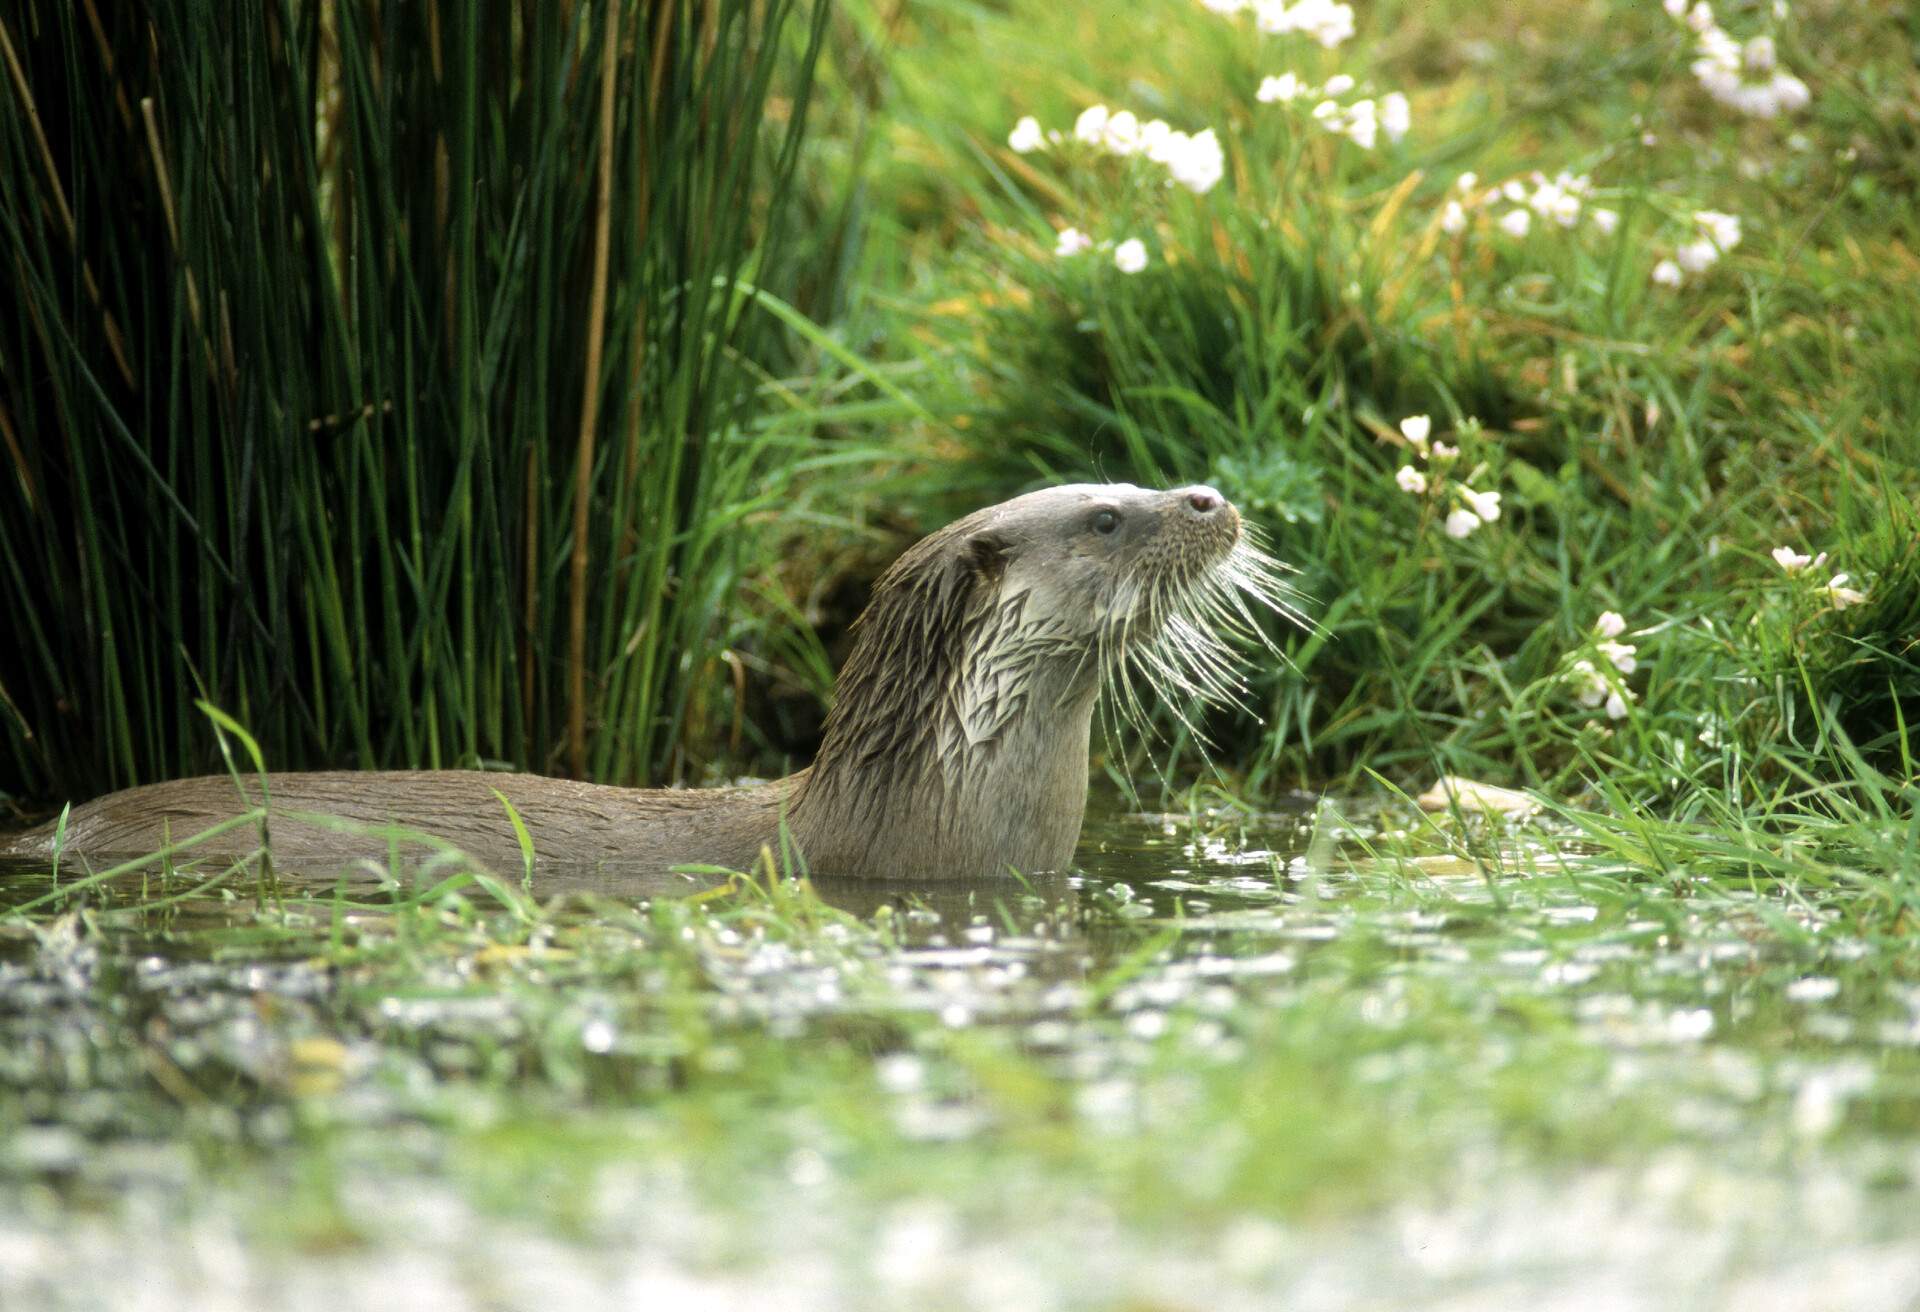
5,793 -> 1919,1307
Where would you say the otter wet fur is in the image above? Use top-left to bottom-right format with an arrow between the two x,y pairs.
7,485 -> 1301,881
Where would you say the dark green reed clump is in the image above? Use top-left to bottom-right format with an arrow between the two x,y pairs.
0,0 -> 828,801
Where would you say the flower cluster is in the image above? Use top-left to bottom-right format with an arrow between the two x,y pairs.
1666,1 -> 1810,118
1650,210 -> 1742,288
1053,226 -> 1152,274
1260,72 -> 1410,150
1569,611 -> 1638,720
1201,0 -> 1356,49
1772,545 -> 1866,609
1009,105 -> 1226,195
1391,415 -> 1502,539
1439,169 -> 1615,241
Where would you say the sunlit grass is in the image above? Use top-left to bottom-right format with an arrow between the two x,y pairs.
805,0 -> 1919,828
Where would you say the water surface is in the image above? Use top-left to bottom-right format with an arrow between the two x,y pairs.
2,797 -> 1916,1310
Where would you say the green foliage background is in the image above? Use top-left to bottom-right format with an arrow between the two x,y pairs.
3,0 -> 1917,820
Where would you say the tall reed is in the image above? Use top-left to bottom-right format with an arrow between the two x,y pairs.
0,0 -> 830,800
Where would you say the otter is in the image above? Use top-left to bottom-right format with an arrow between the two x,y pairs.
4,484 -> 1294,881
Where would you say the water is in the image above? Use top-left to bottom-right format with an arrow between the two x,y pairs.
2,798 -> 1917,1310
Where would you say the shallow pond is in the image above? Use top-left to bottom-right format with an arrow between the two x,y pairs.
2,796 -> 1918,1310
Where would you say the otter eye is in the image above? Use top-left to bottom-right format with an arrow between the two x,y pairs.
1090,509 -> 1120,536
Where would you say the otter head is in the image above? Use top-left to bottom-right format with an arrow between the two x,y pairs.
790,483 -> 1294,880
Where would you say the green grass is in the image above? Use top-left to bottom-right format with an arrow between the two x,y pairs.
4,0 -> 1920,1303
799,0 -> 1920,815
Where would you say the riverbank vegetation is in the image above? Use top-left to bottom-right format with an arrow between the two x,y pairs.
3,0 -> 1918,1305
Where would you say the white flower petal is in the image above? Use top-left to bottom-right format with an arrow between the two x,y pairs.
1008,116 -> 1045,154
1054,227 -> 1094,257
1461,487 -> 1502,523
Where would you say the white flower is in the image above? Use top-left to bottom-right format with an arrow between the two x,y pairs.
1675,239 -> 1720,274
1055,227 -> 1094,257
1395,465 -> 1428,494
1251,0 -> 1288,31
1165,128 -> 1225,193
1460,487 -> 1502,522
1257,73 -> 1303,103
1441,201 -> 1468,235
1688,2 -> 1715,32
1430,441 -> 1460,459
1139,119 -> 1172,154
1342,99 -> 1379,150
1273,0 -> 1356,48
1455,171 -> 1479,195
1311,99 -> 1340,123
1502,178 -> 1529,202
1771,545 -> 1826,572
1074,104 -> 1111,144
1498,209 -> 1532,237
1528,180 -> 1564,216
1113,238 -> 1148,273
1323,73 -> 1356,96
1694,209 -> 1742,251
1771,74 -> 1811,113
1399,414 -> 1432,449
1605,691 -> 1630,720
1590,208 -> 1619,235
1444,509 -> 1482,539
1308,1 -> 1357,47
1147,128 -> 1187,164
1380,92 -> 1411,143
1690,29 -> 1810,117
1823,573 -> 1867,609
1598,639 -> 1638,674
1652,259 -> 1684,287
1572,659 -> 1606,707
1008,116 -> 1045,154
1102,109 -> 1142,154
1595,611 -> 1627,639
1663,0 -> 1688,15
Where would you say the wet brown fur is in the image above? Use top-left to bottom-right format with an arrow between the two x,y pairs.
5,485 -> 1243,881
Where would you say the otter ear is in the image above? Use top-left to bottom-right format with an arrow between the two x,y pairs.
963,530 -> 1008,584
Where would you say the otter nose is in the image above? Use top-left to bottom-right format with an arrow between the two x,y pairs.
1183,486 -> 1226,515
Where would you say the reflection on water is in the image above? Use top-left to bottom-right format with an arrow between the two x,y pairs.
2,796 -> 1918,1311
